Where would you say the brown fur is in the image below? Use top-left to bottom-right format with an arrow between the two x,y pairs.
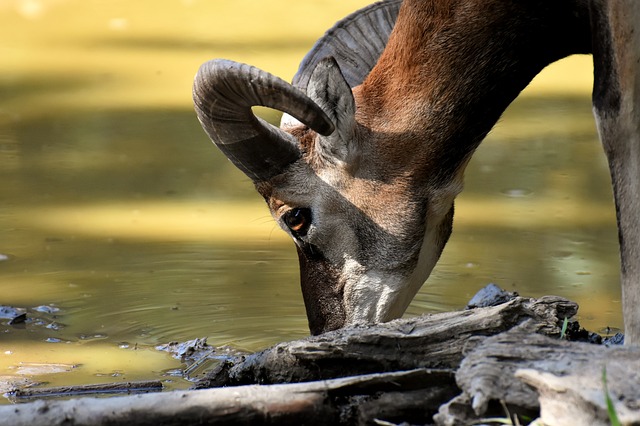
255,0 -> 594,334
590,0 -> 640,344
201,0 -> 640,337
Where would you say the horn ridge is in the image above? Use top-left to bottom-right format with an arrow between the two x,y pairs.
193,59 -> 335,181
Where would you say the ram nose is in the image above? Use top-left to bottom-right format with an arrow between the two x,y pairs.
296,246 -> 346,335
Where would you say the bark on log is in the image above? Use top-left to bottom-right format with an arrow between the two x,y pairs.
197,295 -> 576,388
0,295 -> 591,426
6,380 -> 163,401
0,369 -> 457,426
435,330 -> 640,426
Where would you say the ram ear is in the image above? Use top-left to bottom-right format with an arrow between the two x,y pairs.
307,57 -> 357,165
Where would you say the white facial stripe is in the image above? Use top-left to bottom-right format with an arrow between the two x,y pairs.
342,257 -> 397,324
342,200 -> 453,325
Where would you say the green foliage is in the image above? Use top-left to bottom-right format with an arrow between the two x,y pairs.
560,317 -> 569,340
603,366 -> 622,426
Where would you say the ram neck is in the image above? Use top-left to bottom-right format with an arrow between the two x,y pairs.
355,0 -> 591,186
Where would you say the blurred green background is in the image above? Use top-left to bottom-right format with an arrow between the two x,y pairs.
0,0 -> 620,396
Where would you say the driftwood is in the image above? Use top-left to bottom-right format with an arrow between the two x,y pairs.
435,331 -> 640,425
0,369 -> 456,426
0,293 -> 570,425
6,380 -> 163,402
2,293 -> 636,425
197,295 -> 575,388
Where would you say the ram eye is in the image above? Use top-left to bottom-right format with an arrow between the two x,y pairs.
283,208 -> 312,237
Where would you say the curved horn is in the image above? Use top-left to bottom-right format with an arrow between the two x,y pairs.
193,59 -> 335,182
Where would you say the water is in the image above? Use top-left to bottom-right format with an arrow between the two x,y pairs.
0,0 -> 621,400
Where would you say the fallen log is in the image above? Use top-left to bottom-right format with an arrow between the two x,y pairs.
0,293 -> 573,425
0,369 -> 457,426
435,330 -> 640,425
6,380 -> 163,402
196,295 -> 576,388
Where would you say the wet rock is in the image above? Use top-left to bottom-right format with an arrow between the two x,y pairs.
159,338 -> 206,361
0,306 -> 27,325
466,283 -> 518,309
0,306 -> 26,319
1,304 -> 62,328
157,338 -> 246,380
604,332 -> 625,346
563,320 -> 603,344
8,313 -> 27,325
0,376 -> 40,395
14,363 -> 78,376
33,305 -> 60,314
157,338 -> 226,364
78,334 -> 108,341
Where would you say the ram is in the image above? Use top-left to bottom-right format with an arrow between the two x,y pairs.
193,0 -> 640,343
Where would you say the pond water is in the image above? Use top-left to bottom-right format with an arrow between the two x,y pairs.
0,0 -> 622,400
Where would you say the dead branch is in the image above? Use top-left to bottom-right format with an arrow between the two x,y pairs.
0,369 -> 456,426
435,331 -> 640,425
6,380 -> 163,402
196,295 -> 576,388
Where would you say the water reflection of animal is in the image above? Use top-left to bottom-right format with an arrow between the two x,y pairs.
193,0 -> 640,343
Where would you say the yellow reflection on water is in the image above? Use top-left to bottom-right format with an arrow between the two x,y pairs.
1,0 -> 376,113
15,196 -> 615,244
21,201 -> 287,243
1,0 -> 593,113
0,341 -> 186,392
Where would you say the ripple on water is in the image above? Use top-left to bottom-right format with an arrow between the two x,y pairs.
500,188 -> 533,198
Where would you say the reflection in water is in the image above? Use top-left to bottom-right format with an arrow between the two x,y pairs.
0,0 -> 621,400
